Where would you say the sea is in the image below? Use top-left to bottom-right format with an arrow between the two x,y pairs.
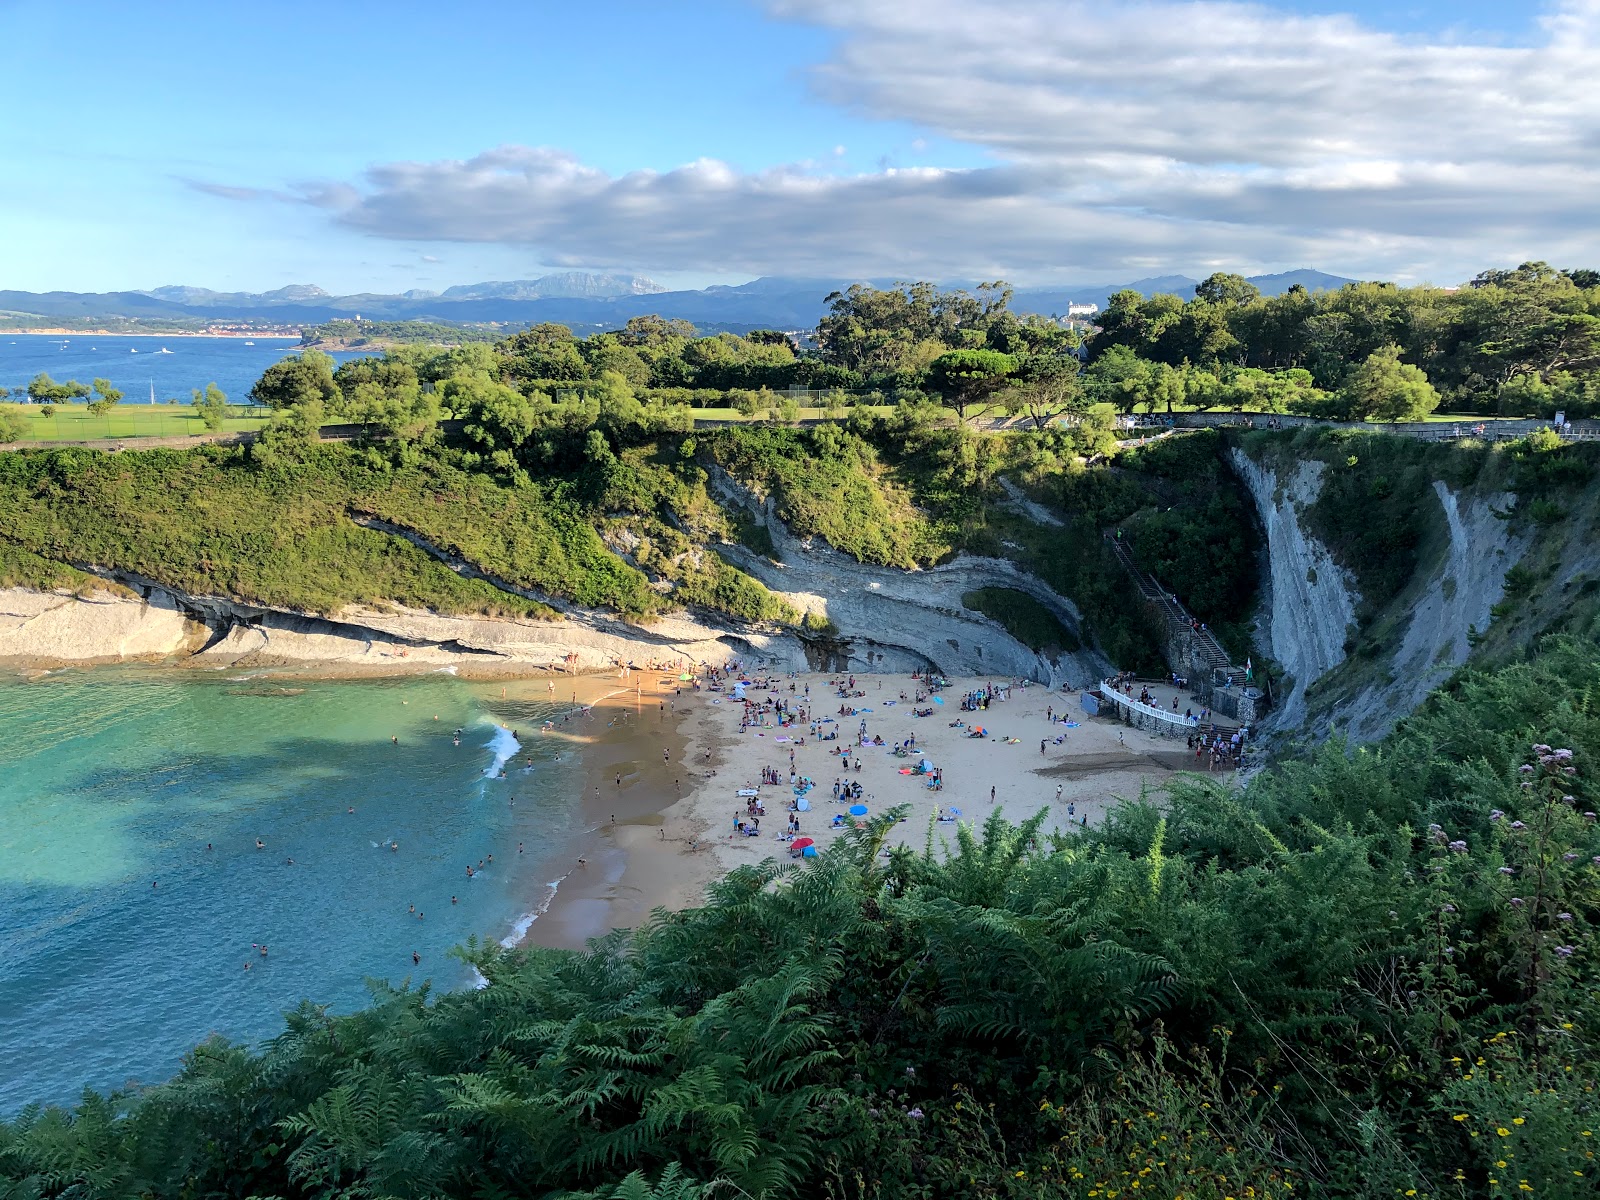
0,334 -> 378,406
0,667 -> 596,1114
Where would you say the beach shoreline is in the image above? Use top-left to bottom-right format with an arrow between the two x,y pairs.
518,667 -> 1240,952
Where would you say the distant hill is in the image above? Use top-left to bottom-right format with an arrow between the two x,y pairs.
438,273 -> 665,300
0,269 -> 1362,333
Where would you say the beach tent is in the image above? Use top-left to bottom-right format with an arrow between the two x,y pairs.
1080,692 -> 1100,716
918,758 -> 935,773
801,846 -> 819,858
795,796 -> 810,811
848,803 -> 868,816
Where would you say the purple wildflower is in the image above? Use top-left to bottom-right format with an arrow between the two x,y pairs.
1511,821 -> 1526,830
1449,840 -> 1468,852
1490,810 -> 1505,821
1558,912 -> 1574,921
1499,866 -> 1516,875
908,1107 -> 925,1120
1555,946 -> 1575,958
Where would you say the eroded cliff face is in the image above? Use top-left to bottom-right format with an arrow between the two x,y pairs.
0,490 -> 1112,683
708,472 -> 1112,686
1229,446 -> 1532,741
1228,450 -> 1359,729
0,581 -> 790,676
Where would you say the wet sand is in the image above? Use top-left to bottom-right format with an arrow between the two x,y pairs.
521,669 -> 1236,950
521,669 -> 722,950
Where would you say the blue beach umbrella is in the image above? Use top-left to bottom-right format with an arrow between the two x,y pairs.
848,803 -> 869,816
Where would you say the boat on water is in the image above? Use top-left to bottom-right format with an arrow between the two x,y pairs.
156,347 -> 173,355
130,348 -> 138,353
244,340 -> 255,346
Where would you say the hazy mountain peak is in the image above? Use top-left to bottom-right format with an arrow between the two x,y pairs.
439,273 -> 665,301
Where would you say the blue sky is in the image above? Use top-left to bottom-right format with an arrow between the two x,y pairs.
0,0 -> 1591,293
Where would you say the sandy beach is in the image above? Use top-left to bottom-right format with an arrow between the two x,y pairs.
524,668 -> 1238,949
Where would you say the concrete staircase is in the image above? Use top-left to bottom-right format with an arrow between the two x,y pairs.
1104,533 -> 1264,720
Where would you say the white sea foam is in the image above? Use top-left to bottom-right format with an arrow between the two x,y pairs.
481,724 -> 521,778
498,880 -> 561,949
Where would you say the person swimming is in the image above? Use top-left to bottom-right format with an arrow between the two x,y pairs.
255,838 -> 264,850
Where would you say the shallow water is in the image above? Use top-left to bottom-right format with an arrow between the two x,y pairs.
0,668 -> 588,1112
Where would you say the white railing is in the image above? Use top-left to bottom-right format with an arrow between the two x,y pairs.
1101,682 -> 1204,732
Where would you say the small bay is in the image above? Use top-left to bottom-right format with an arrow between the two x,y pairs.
0,667 -> 585,1113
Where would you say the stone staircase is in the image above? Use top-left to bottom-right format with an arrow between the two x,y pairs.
1104,533 -> 1266,720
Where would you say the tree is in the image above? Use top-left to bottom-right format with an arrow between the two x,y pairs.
1065,402 -> 1119,463
1083,344 -> 1154,412
1341,344 -> 1441,421
86,377 -> 123,417
1193,272 -> 1261,307
248,350 -> 338,410
0,407 -> 26,443
26,372 -> 83,405
0,386 -> 10,399
925,348 -> 1015,422
1009,352 -> 1085,429
190,383 -> 229,431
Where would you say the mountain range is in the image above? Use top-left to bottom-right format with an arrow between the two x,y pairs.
0,268 -> 1359,332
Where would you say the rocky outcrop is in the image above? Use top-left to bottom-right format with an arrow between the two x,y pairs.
1336,482 -> 1530,742
1229,446 -> 1533,741
0,578 -> 794,676
1228,449 -> 1359,728
706,470 -> 1111,685
0,587 -> 207,664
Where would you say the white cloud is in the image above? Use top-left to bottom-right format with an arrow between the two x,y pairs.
199,0 -> 1600,282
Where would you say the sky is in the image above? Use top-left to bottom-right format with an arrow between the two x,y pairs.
1,0 -> 1596,294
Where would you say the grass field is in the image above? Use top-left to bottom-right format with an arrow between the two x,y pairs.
1,402 -> 270,441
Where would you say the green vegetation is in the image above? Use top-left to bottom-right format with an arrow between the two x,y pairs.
5,628 -> 1600,1198
1088,261 -> 1600,418
300,319 -> 508,348
960,586 -> 1079,654
0,401 -> 270,441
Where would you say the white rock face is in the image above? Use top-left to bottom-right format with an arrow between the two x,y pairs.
0,588 -> 202,663
711,485 -> 1111,685
1228,449 -> 1359,728
1337,482 -> 1530,742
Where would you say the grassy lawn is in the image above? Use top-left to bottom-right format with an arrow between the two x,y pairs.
1,402 -> 270,441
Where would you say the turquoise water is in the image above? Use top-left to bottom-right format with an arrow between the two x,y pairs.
0,668 -> 587,1113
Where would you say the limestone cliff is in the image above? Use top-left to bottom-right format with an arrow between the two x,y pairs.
1229,444 -> 1534,741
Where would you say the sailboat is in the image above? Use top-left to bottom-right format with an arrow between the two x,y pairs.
149,380 -> 156,405
156,347 -> 173,355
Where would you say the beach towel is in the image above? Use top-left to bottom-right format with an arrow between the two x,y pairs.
932,696 -> 944,705
1064,721 -> 1081,728
898,768 -> 913,775
737,788 -> 759,797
